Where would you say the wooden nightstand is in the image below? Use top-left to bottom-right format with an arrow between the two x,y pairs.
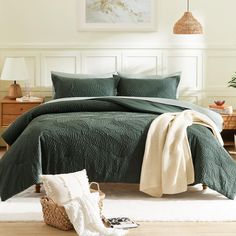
0,96 -> 44,127
222,111 -> 236,130
221,111 -> 236,160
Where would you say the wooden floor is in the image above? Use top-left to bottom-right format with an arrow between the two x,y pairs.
1,222 -> 236,236
1,148 -> 236,235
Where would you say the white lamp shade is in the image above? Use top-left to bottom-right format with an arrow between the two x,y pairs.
1,57 -> 29,81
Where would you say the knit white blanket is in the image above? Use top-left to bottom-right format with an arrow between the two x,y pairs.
140,110 -> 223,197
64,192 -> 127,236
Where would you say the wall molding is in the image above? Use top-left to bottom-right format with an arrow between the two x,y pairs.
0,46 -> 236,107
1,43 -> 236,50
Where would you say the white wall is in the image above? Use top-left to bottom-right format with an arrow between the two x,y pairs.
0,0 -> 236,105
1,0 -> 236,46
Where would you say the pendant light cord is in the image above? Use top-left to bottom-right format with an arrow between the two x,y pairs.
187,0 -> 190,12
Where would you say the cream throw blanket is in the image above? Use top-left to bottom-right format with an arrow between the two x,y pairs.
140,110 -> 224,197
64,192 -> 127,236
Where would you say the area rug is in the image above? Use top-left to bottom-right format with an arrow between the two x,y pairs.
0,184 -> 236,222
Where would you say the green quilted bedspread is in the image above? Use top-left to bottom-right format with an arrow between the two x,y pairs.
0,97 -> 236,201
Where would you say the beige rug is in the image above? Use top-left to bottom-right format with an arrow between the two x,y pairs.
0,184 -> 236,222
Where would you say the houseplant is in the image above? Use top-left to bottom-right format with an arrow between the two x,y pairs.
228,72 -> 236,88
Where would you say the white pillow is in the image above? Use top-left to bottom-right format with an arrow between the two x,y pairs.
40,169 -> 90,205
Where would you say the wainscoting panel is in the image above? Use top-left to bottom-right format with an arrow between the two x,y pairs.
40,52 -> 79,87
122,50 -> 163,75
202,51 -> 236,107
81,51 -> 122,74
204,51 -> 236,90
164,51 -> 203,91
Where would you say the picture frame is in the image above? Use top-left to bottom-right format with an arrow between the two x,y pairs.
78,0 -> 157,31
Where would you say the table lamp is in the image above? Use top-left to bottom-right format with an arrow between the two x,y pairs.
1,57 -> 29,99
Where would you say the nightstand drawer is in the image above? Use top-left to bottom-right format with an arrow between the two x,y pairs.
2,103 -> 38,115
222,115 -> 236,130
223,124 -> 236,130
2,115 -> 20,126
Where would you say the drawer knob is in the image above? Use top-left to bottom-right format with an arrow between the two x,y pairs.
20,108 -> 23,111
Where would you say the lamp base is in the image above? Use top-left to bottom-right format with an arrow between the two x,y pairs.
8,81 -> 22,99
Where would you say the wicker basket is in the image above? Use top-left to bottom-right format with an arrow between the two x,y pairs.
40,182 -> 105,231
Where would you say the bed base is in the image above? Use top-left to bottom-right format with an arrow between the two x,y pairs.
35,183 -> 41,193
202,184 -> 208,190
34,183 -> 208,193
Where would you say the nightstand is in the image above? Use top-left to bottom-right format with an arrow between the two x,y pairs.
222,111 -> 236,130
221,111 -> 236,160
0,96 -> 44,127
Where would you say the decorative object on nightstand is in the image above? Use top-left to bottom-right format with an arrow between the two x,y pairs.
0,96 -> 44,127
228,72 -> 236,88
208,101 -> 233,115
0,57 -> 29,99
214,100 -> 225,106
173,0 -> 203,34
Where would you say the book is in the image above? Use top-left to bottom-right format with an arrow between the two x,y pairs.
106,217 -> 139,229
16,96 -> 42,102
208,105 -> 233,115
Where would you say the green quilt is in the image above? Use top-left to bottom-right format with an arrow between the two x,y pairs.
0,97 -> 236,201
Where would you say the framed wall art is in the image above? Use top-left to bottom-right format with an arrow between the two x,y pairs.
78,0 -> 157,31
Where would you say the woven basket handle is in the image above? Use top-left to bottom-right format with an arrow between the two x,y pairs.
41,196 -> 67,216
89,182 -> 100,191
42,196 -> 59,206
42,196 -> 54,203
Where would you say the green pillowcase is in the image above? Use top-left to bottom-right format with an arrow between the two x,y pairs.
51,72 -> 119,99
116,72 -> 181,99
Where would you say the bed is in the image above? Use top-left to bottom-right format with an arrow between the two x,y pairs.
0,72 -> 236,201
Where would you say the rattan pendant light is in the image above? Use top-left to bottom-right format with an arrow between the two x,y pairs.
173,0 -> 203,34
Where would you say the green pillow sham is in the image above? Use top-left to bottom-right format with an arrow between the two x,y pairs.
51,72 -> 119,99
116,72 -> 181,99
